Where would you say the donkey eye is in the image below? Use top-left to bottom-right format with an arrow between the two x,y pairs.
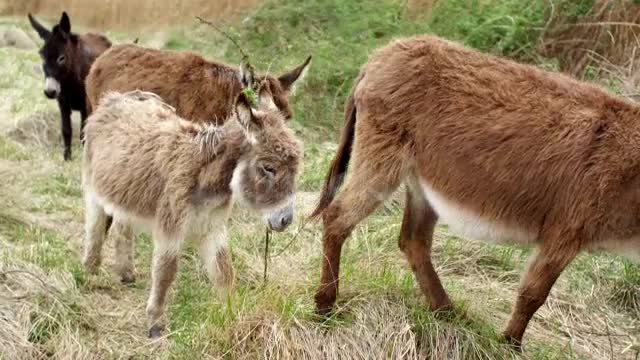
260,164 -> 276,178
56,55 -> 66,65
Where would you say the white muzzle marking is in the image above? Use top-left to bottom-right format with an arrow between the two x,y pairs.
45,77 -> 61,96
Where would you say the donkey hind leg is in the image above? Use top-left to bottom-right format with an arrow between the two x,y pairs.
146,229 -> 183,338
82,192 -> 108,273
112,220 -> 136,284
80,107 -> 88,145
59,102 -> 73,161
198,223 -> 234,290
503,237 -> 580,348
315,158 -> 402,314
399,182 -> 451,311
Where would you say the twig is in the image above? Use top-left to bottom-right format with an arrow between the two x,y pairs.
263,227 -> 271,283
272,216 -> 308,258
570,22 -> 640,29
606,320 -> 615,360
195,16 -> 257,92
195,16 -> 249,59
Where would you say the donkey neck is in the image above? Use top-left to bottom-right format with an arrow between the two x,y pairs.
192,125 -> 252,207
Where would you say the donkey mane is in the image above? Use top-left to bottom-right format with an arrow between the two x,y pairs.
183,122 -> 227,159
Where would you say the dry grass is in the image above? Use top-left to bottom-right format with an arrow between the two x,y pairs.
0,257 -> 80,359
0,0 -> 260,30
7,111 -> 64,148
540,0 -> 640,79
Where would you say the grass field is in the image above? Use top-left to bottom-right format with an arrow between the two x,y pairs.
0,0 -> 639,358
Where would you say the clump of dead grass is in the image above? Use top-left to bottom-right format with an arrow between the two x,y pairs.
540,0 -> 640,79
0,253 -> 83,359
7,110 -> 64,148
193,296 -> 518,360
7,111 -> 59,147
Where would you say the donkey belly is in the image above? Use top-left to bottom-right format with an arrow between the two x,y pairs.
419,179 -> 536,244
90,190 -> 155,233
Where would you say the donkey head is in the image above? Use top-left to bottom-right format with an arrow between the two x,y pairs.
230,84 -> 302,232
28,12 -> 76,99
238,55 -> 312,122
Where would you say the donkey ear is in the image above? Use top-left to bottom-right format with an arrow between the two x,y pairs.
28,13 -> 51,40
235,92 -> 263,139
257,83 -> 277,111
278,55 -> 311,94
59,12 -> 71,34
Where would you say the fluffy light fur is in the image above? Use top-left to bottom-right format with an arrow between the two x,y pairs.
82,88 -> 301,337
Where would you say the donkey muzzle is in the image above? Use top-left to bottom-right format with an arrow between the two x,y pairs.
44,77 -> 60,99
266,204 -> 294,232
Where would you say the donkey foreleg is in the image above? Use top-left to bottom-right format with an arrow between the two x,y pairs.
315,172 -> 400,314
198,224 -> 234,289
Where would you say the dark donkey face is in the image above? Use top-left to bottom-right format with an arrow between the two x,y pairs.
28,12 -> 75,99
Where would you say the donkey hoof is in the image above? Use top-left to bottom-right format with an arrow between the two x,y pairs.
314,291 -> 337,316
148,324 -> 165,338
502,334 -> 523,352
82,259 -> 99,274
120,272 -> 136,284
63,149 -> 72,161
314,297 -> 335,316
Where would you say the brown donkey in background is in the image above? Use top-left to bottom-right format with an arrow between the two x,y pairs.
85,44 -> 311,121
312,35 -> 640,348
83,88 -> 301,337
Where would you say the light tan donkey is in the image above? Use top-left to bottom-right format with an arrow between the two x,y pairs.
312,35 -> 640,349
82,87 -> 302,337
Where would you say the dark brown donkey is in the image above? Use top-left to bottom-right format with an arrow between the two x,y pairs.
312,35 -> 640,349
85,44 -> 311,122
28,12 -> 111,160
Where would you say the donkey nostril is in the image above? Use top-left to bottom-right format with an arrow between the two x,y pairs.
280,215 -> 292,228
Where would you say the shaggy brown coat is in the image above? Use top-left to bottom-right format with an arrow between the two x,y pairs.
82,89 -> 301,337
312,34 -> 640,349
85,44 -> 311,121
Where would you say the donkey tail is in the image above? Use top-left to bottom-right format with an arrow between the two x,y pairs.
310,80 -> 360,218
